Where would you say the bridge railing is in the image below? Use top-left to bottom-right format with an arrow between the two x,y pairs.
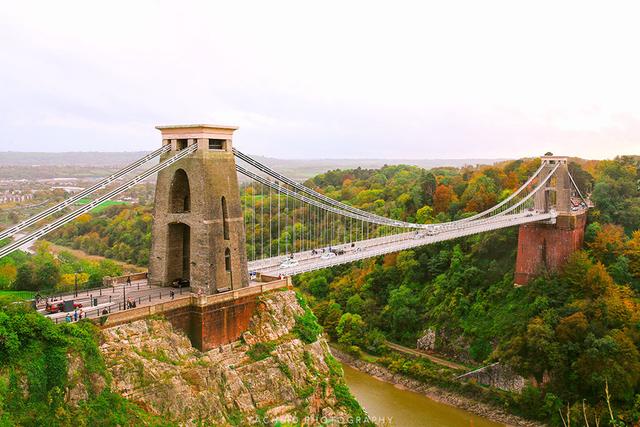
103,272 -> 148,286
274,212 -> 556,277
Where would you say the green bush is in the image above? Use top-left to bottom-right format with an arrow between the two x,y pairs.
247,341 -> 277,361
0,299 -> 171,426
293,292 -> 323,344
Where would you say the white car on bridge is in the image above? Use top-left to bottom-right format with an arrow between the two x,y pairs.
321,252 -> 337,260
280,259 -> 299,268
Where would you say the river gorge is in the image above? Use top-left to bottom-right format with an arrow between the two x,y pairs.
342,363 -> 502,427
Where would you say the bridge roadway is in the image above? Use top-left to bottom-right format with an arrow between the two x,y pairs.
251,211 -> 556,277
39,279 -> 189,323
38,211 -> 558,324
40,277 -> 266,323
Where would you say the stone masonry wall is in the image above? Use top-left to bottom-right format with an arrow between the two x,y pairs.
514,212 -> 586,285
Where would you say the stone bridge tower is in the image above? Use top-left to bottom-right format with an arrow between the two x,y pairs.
148,124 -> 249,294
514,155 -> 587,285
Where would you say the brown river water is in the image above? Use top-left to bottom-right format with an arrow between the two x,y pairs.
342,363 -> 503,427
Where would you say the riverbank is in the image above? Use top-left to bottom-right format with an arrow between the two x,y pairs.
332,347 -> 544,427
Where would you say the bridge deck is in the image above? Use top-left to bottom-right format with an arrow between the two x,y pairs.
251,211 -> 555,277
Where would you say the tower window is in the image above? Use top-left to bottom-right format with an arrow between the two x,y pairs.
177,139 -> 188,150
221,196 -> 229,240
209,139 -> 224,150
225,248 -> 231,272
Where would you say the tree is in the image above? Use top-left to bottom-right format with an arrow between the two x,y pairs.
13,264 -> 35,291
0,263 -> 17,289
419,171 -> 437,205
461,175 -> 499,213
364,329 -> 387,355
336,313 -> 366,347
591,158 -> 640,233
433,185 -> 455,214
384,285 -> 421,342
608,256 -> 634,287
307,276 -> 328,298
575,331 -> 640,400
34,260 -> 60,290
313,301 -> 343,339
568,162 -> 595,194
625,230 -> 640,280
346,294 -> 365,315
583,262 -> 614,298
503,316 -> 561,384
589,224 -> 626,266
415,205 -> 434,224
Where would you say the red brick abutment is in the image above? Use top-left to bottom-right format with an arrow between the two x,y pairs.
98,278 -> 291,351
515,212 -> 587,285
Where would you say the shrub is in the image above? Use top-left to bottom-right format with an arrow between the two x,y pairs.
247,341 -> 276,361
293,292 -> 323,344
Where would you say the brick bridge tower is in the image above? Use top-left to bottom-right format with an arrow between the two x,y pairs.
514,155 -> 587,285
148,124 -> 249,294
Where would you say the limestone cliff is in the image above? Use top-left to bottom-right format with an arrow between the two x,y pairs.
98,290 -> 368,426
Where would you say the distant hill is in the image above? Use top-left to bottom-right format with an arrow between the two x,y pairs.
0,151 -> 508,181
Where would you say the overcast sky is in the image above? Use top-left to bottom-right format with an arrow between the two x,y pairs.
1,1 -> 639,159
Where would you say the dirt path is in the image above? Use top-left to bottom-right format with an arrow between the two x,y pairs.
384,340 -> 469,370
45,241 -> 146,273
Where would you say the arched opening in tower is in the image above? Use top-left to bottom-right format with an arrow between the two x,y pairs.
170,169 -> 191,213
167,222 -> 191,282
221,196 -> 229,240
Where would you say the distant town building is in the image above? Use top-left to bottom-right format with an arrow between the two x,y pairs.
51,186 -> 84,193
0,190 -> 34,203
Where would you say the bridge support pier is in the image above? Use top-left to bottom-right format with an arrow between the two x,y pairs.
148,124 -> 249,295
514,212 -> 587,285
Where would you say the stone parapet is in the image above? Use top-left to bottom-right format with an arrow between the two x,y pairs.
99,278 -> 291,351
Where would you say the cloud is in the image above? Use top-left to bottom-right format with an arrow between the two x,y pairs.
0,0 -> 639,158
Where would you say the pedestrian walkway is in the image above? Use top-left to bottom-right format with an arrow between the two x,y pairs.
384,340 -> 468,370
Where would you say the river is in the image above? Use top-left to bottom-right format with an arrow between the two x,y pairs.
342,363 -> 503,427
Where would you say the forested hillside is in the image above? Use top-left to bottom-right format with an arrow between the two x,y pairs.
293,155 -> 640,424
1,155 -> 639,424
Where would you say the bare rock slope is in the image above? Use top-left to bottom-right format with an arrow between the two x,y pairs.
99,290 -> 366,426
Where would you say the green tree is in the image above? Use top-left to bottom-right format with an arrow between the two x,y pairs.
384,285 -> 421,343
34,260 -> 60,290
345,294 -> 365,315
419,170 -> 437,205
307,275 -> 328,298
336,313 -> 366,348
13,264 -> 35,291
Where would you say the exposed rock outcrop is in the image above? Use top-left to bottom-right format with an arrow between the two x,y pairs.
416,328 -> 436,351
99,290 -> 365,426
456,362 -> 526,392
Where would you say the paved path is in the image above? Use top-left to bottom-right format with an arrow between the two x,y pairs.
40,279 -> 191,323
40,279 -> 265,323
384,340 -> 468,371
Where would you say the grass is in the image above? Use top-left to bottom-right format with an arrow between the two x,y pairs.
75,198 -> 129,213
0,290 -> 35,300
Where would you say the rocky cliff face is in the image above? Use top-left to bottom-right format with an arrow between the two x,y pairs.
98,290 -> 366,426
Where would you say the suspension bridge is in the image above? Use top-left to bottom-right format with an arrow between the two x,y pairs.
0,124 -> 590,349
0,124 -> 588,289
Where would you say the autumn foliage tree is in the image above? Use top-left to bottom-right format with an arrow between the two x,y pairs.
433,184 -> 455,214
